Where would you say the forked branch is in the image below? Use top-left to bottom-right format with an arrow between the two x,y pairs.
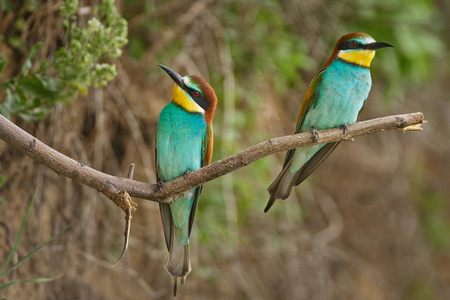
0,112 -> 424,203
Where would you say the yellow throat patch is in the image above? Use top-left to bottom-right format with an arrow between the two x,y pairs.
337,50 -> 375,68
172,84 -> 204,114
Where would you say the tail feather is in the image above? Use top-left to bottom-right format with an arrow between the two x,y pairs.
165,242 -> 191,277
161,190 -> 198,296
159,202 -> 173,250
173,277 -> 177,297
165,224 -> 191,296
265,161 -> 297,212
266,142 -> 340,212
172,273 -> 189,297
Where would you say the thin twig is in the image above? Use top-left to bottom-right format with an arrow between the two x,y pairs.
0,112 -> 424,203
112,163 -> 137,267
127,163 -> 135,179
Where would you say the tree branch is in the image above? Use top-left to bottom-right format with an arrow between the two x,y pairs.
0,112 -> 424,203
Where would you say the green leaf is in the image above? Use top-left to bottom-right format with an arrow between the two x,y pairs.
59,0 -> 79,16
21,43 -> 42,74
0,189 -> 37,275
1,221 -> 74,278
15,85 -> 28,106
17,74 -> 64,99
35,74 -> 65,98
4,88 -> 21,114
0,186 -> 74,281
19,107 -> 50,121
0,105 -> 10,119
0,275 -> 61,290
10,99 -> 22,114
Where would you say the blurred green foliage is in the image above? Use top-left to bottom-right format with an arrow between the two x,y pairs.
417,190 -> 450,252
0,0 -> 128,120
409,157 -> 450,253
408,278 -> 436,300
0,43 -> 64,120
219,0 -> 308,94
344,0 -> 444,101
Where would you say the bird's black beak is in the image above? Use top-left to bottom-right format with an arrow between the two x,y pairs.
366,41 -> 395,50
158,64 -> 186,90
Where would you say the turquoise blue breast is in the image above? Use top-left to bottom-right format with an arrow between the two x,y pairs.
302,59 -> 372,131
156,102 -> 206,181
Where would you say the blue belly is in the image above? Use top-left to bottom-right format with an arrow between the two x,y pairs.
156,102 -> 206,181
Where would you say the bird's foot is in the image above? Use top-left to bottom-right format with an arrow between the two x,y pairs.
183,170 -> 191,179
340,124 -> 355,141
157,181 -> 164,192
310,127 -> 319,143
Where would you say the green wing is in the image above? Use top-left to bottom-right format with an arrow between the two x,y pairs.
156,139 -> 175,251
282,69 -> 325,168
188,124 -> 212,236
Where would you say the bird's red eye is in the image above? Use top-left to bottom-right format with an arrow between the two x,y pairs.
192,91 -> 200,97
351,41 -> 358,48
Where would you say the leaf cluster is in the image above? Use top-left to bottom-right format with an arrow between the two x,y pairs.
0,0 -> 128,120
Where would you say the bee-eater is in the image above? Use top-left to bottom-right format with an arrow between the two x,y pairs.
265,32 -> 394,212
156,64 -> 218,295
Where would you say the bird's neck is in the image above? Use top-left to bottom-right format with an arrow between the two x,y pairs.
172,85 -> 205,114
337,50 -> 375,68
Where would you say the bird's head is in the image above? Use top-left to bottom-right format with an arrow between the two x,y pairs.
326,32 -> 395,68
158,64 -> 218,123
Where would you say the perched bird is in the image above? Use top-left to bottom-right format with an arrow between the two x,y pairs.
156,64 -> 218,295
265,32 -> 394,212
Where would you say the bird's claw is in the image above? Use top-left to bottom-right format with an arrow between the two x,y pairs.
157,181 -> 164,192
310,127 -> 319,143
183,170 -> 191,179
341,124 -> 348,134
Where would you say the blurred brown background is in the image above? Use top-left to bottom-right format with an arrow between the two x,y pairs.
0,0 -> 449,299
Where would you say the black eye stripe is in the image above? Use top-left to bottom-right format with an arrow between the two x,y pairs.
188,89 -> 201,99
188,89 -> 210,110
338,40 -> 367,50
